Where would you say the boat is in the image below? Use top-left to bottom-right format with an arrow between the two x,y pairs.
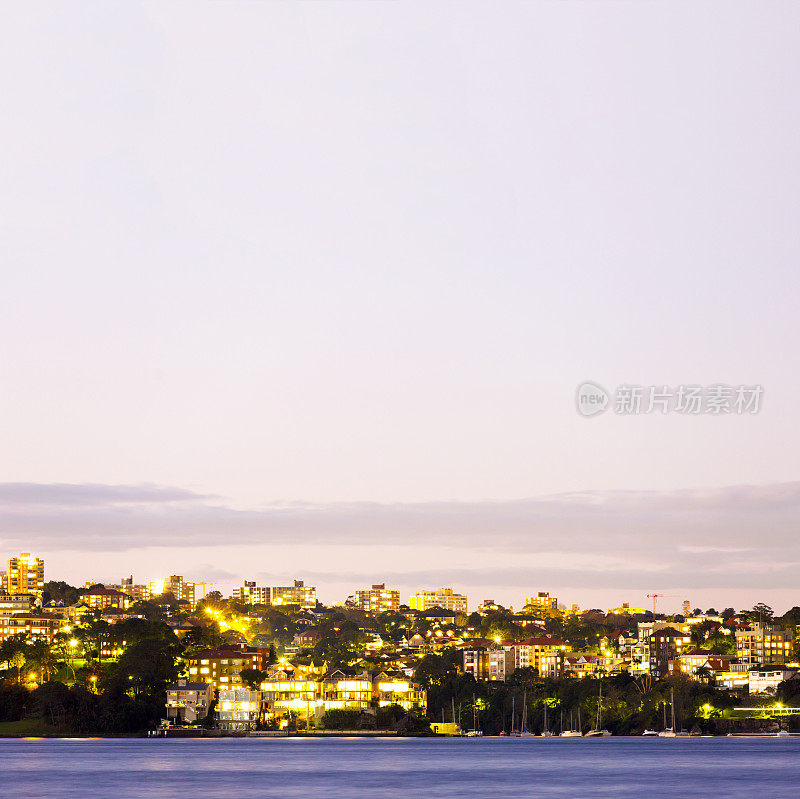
465,693 -> 483,736
586,683 -> 612,737
561,707 -> 583,737
541,699 -> 554,737
642,729 -> 659,736
519,690 -> 536,736
776,730 -> 791,738
658,689 -> 678,737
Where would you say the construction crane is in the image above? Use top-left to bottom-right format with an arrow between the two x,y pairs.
194,580 -> 239,600
646,594 -> 680,616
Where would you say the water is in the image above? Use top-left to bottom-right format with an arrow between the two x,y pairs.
2,737 -> 799,798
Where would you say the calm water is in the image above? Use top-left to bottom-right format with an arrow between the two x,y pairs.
2,737 -> 799,798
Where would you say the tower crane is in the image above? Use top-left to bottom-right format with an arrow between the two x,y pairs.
646,593 -> 680,616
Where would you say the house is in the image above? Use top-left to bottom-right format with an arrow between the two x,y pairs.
748,666 -> 799,695
165,680 -> 212,724
259,668 -> 425,727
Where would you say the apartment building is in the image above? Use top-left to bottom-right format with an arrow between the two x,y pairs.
112,577 -> 149,603
736,624 -> 794,667
185,645 -> 270,690
513,637 -> 568,674
647,627 -> 692,678
78,587 -> 131,611
271,580 -> 317,610
354,584 -> 400,614
149,576 -> 196,606
524,592 -> 557,612
409,588 -> 467,613
6,553 -> 44,596
0,613 -> 65,645
463,648 -> 515,682
0,594 -> 37,616
232,582 -> 271,606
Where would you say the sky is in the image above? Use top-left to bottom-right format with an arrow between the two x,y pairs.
1,2 -> 799,613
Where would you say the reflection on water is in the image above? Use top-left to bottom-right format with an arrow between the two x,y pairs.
3,737 -> 800,798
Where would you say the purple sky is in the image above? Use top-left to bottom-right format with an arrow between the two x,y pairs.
1,2 -> 799,612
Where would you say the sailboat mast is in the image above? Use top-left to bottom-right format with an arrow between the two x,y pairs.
596,683 -> 602,730
671,688 -> 676,731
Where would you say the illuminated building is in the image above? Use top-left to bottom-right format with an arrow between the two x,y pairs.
185,644 -> 270,690
216,688 -> 262,730
524,592 -> 557,612
409,588 -> 467,613
647,627 -> 692,678
259,668 -> 426,726
232,581 -> 271,605
463,648 -> 515,682
513,637 -> 569,673
148,575 -> 196,606
478,599 -> 503,615
78,587 -> 131,610
608,603 -> 647,615
0,593 -> 37,616
113,577 -> 149,603
563,654 -> 600,678
6,553 -> 44,596
355,584 -> 400,614
166,680 -> 213,724
736,624 -> 794,667
271,580 -> 316,609
748,666 -> 799,694
0,613 -> 65,645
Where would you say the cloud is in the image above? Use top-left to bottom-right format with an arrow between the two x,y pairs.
1,480 -> 798,592
0,482 -> 210,506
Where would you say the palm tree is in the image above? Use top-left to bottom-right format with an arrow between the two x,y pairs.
28,640 -> 59,682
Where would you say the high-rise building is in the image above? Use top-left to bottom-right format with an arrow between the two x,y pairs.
233,581 -> 271,605
6,553 -> 45,596
355,584 -> 400,614
524,592 -> 557,612
148,576 -> 196,606
409,588 -> 467,613
271,580 -> 316,609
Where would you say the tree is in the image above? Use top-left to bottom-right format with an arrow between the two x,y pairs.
107,638 -> 181,699
414,654 -> 457,689
321,709 -> 372,730
34,681 -> 72,727
239,668 -> 267,690
42,581 -> 80,607
0,633 -> 28,670
27,639 -> 59,682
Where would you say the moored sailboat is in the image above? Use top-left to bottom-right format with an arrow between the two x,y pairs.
585,683 -> 611,736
